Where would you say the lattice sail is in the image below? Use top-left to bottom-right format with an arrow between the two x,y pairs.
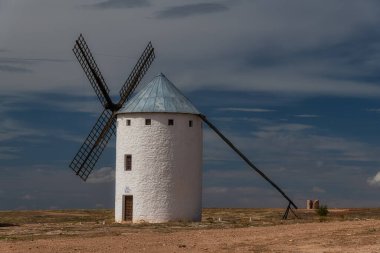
69,109 -> 116,181
118,42 -> 155,106
70,34 -> 155,181
73,34 -> 111,108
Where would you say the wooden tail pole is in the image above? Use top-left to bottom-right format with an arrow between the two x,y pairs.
200,115 -> 298,213
282,203 -> 291,220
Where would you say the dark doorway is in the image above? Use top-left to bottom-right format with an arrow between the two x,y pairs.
124,195 -> 133,221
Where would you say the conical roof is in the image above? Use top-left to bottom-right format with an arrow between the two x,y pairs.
117,73 -> 200,115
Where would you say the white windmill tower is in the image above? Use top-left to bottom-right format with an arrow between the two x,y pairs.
69,35 -> 298,224
114,73 -> 202,223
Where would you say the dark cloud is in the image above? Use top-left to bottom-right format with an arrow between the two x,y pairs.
0,57 -> 68,73
299,28 -> 380,67
0,167 -> 114,210
0,57 -> 69,64
244,26 -> 380,87
246,27 -> 380,67
90,0 -> 150,9
0,146 -> 20,160
156,3 -> 229,19
0,65 -> 31,73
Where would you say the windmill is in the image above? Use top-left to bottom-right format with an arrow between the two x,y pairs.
69,35 -> 297,222
69,34 -> 155,181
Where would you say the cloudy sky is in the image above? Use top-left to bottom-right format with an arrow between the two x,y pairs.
1,0 -> 380,210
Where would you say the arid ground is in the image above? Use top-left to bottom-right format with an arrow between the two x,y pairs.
0,208 -> 379,252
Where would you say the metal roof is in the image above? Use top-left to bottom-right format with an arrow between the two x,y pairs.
117,73 -> 200,115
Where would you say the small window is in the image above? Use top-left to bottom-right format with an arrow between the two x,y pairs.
126,119 -> 131,126
168,119 -> 174,126
125,154 -> 132,171
145,119 -> 151,125
189,120 -> 193,127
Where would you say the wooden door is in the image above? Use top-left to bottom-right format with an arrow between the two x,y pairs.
124,195 -> 133,221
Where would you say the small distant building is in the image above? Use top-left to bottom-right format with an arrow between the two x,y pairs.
114,73 -> 203,223
306,199 -> 320,209
313,200 -> 320,209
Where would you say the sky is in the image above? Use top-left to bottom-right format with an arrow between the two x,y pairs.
1,0 -> 380,210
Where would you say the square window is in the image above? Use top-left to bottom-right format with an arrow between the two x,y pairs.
126,120 -> 131,126
125,154 -> 132,171
168,119 -> 174,126
189,120 -> 193,127
145,119 -> 151,125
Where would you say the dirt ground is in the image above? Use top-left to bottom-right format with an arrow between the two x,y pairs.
1,208 -> 380,253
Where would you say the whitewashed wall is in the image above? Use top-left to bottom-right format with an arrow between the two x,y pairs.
115,112 -> 203,223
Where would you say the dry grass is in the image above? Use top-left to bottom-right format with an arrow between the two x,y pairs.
0,209 -> 113,225
0,208 -> 380,241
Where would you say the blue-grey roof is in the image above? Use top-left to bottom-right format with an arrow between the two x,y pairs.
117,73 -> 200,115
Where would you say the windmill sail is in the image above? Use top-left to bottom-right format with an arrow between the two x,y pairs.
73,34 -> 113,109
70,34 -> 155,181
118,42 -> 155,107
69,109 -> 115,181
